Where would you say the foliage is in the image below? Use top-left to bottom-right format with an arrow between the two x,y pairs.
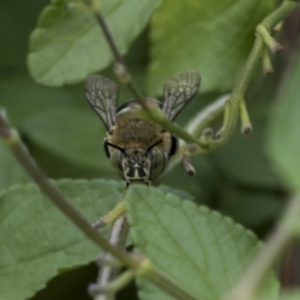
0,0 -> 300,299
27,0 -> 161,87
0,180 -> 122,300
147,0 -> 274,95
126,186 -> 278,300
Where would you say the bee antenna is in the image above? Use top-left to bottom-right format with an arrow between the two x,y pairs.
106,141 -> 126,154
146,140 -> 163,152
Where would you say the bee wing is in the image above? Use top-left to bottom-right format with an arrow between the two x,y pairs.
84,74 -> 118,130
162,71 -> 201,121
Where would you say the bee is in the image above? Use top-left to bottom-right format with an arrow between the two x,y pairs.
84,71 -> 200,187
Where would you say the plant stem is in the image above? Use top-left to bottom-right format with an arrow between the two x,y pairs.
156,94 -> 228,182
94,12 -> 123,64
143,265 -> 199,300
91,5 -> 223,150
93,199 -> 126,229
139,108 -> 209,149
94,12 -> 146,109
263,0 -> 299,32
209,31 -> 263,149
225,195 -> 300,300
90,0 -> 298,155
95,214 -> 129,300
0,112 -> 136,268
211,0 -> 299,150
185,94 -> 229,138
0,110 -> 202,300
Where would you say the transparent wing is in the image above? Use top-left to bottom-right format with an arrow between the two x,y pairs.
84,74 -> 118,130
162,71 -> 201,121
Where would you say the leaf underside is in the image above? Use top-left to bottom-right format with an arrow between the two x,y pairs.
28,0 -> 162,87
147,0 -> 275,95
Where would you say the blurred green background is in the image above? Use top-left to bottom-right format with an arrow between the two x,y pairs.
1,0 -> 300,299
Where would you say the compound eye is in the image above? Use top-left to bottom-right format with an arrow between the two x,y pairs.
149,150 -> 167,181
110,151 -> 125,180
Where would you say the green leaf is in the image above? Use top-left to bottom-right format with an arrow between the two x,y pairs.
159,185 -> 194,201
28,0 -> 161,87
126,185 -> 279,300
0,179 -> 123,300
280,289 -> 300,300
0,68 -> 83,127
0,140 -> 29,190
147,0 -> 274,95
267,46 -> 300,193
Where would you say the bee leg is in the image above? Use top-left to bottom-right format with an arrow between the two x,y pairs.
125,181 -> 130,190
92,201 -> 126,229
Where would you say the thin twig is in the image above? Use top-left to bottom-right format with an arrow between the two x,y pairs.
156,94 -> 228,182
90,0 -> 298,156
225,195 -> 300,300
139,107 -> 210,149
136,0 -> 298,152
0,111 -> 136,268
0,110 -> 200,300
88,2 -> 299,298
94,214 -> 129,300
94,12 -> 147,110
185,94 -> 229,138
211,0 -> 299,150
94,13 -> 123,63
87,1 -> 298,298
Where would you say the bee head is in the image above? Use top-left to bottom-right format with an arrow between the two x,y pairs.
105,140 -> 167,186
